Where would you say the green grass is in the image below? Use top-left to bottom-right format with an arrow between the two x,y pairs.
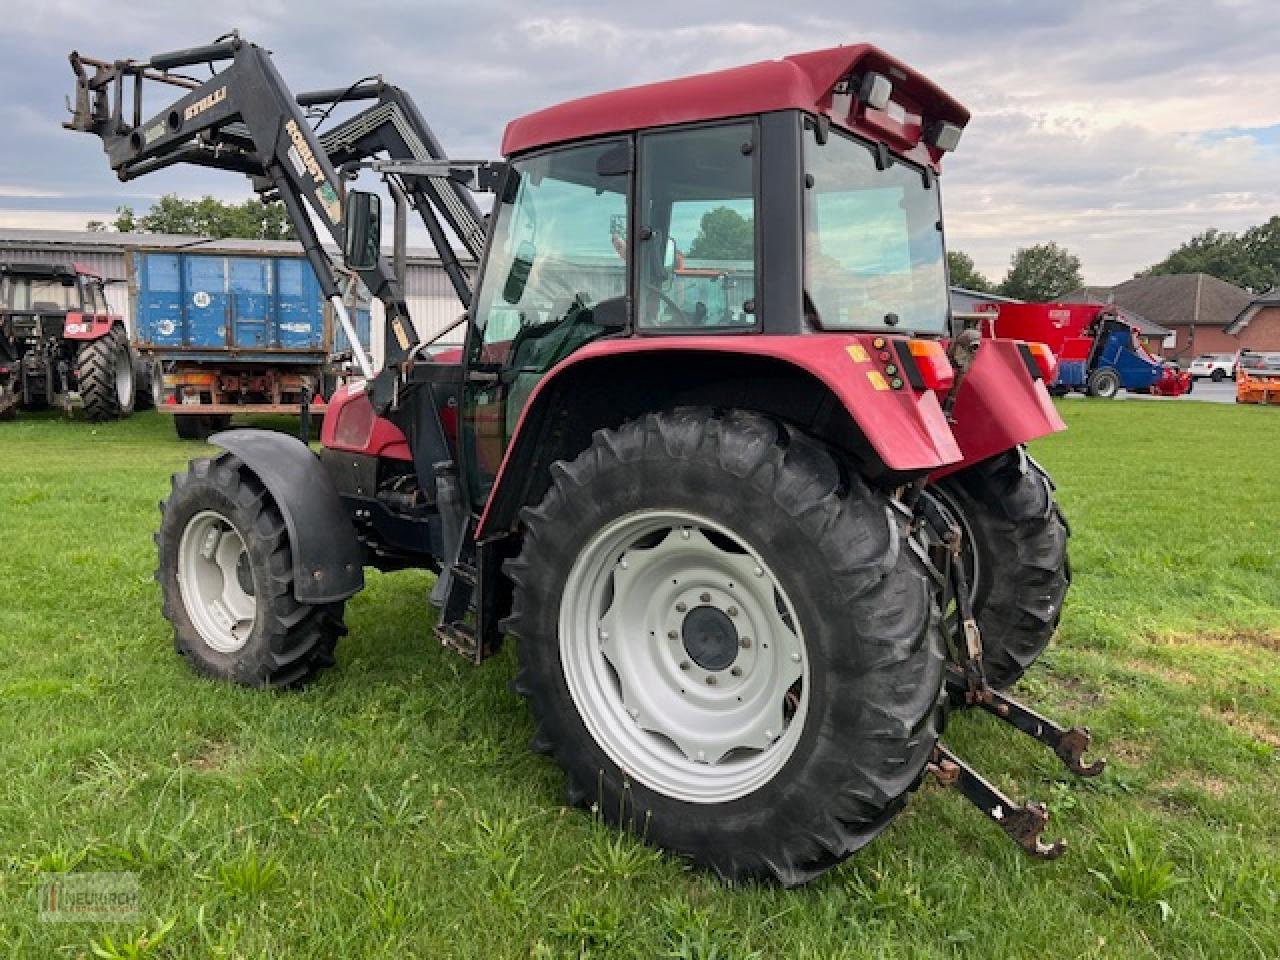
1,402 -> 1278,958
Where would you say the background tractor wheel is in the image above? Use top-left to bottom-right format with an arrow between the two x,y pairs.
156,453 -> 345,687
1211,368 -> 1227,382
930,447 -> 1070,689
1086,367 -> 1120,398
505,409 -> 947,886
76,327 -> 135,421
174,414 -> 232,441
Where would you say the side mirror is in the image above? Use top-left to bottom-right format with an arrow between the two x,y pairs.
343,190 -> 381,271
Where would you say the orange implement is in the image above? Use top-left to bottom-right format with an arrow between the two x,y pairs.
1236,352 -> 1280,404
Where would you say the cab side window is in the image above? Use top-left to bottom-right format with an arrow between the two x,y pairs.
636,123 -> 757,329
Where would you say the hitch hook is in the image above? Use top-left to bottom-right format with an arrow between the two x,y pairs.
930,744 -> 1067,860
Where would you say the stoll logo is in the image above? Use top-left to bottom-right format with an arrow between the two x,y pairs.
183,86 -> 227,123
39,872 -> 140,923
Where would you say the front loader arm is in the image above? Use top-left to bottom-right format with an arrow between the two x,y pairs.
66,34 -> 417,410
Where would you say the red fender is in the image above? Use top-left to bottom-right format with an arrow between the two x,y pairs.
62,312 -> 120,341
476,334 -> 966,538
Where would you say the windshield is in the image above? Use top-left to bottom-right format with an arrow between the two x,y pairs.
803,128 -> 948,334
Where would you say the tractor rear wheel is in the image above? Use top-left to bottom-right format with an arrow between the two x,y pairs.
505,409 -> 947,885
930,447 -> 1070,689
76,327 -> 135,421
156,453 -> 345,687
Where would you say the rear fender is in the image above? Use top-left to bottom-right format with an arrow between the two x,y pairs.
475,335 -> 964,539
933,339 -> 1066,480
210,429 -> 365,603
62,312 -> 120,341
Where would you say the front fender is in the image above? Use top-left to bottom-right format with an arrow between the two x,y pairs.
210,429 -> 364,604
476,335 -> 964,539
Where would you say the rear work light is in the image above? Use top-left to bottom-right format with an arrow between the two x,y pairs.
1025,342 -> 1058,382
893,339 -> 955,393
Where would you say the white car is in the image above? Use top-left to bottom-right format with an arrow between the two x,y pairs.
1189,353 -> 1237,381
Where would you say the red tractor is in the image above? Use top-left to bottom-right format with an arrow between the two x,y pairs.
0,262 -> 145,420
68,35 -> 1096,884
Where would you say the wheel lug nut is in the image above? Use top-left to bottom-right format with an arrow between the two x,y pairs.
706,675 -> 716,685
791,653 -> 801,663
680,528 -> 691,539
740,637 -> 752,648
753,566 -> 764,577
700,592 -> 711,603
679,661 -> 690,670
730,666 -> 742,677
675,602 -> 687,613
727,606 -> 738,617
667,630 -> 678,640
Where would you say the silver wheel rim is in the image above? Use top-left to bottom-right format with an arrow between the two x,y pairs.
177,510 -> 256,654
559,509 -> 809,804
114,345 -> 134,408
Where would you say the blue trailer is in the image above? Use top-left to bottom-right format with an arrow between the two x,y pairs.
131,249 -> 371,438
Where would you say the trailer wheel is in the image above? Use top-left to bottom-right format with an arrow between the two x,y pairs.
156,453 -> 345,687
174,414 -> 233,441
930,447 -> 1070,689
1086,367 -> 1120,399
1210,368 -> 1227,382
76,327 -> 135,421
505,409 -> 946,886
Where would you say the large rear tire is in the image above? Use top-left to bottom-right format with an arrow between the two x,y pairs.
156,453 -> 345,687
930,447 -> 1070,689
505,409 -> 947,886
76,327 -> 135,421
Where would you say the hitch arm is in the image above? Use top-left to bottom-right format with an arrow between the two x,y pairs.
946,667 -> 1106,778
929,744 -> 1067,860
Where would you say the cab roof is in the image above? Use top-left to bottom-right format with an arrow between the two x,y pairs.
501,44 -> 969,168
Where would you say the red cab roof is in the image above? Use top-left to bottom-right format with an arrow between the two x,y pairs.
501,44 -> 969,168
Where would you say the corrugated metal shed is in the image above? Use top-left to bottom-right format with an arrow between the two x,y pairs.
0,229 -> 469,363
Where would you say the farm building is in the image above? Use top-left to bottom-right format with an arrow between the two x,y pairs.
0,228 -> 469,366
1071,273 -> 1280,359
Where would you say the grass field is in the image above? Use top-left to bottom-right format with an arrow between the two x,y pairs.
0,402 -> 1277,959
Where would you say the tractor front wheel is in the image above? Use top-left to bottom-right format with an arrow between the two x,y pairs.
156,453 -> 345,687
930,447 -> 1070,688
76,327 -> 135,421
506,409 -> 947,885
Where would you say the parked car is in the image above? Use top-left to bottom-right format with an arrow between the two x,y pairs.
1189,353 -> 1237,381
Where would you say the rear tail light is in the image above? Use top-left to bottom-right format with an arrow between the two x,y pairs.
1026,342 -> 1058,382
902,339 -> 955,393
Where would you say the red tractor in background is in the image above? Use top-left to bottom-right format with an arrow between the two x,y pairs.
0,261 -> 150,420
67,34 -> 1098,885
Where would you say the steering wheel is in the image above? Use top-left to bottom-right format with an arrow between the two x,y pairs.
644,282 -> 692,326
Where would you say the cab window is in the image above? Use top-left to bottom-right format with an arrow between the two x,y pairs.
636,122 -> 758,329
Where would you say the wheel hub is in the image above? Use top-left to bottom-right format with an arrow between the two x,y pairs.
560,510 -> 809,804
681,605 -> 738,671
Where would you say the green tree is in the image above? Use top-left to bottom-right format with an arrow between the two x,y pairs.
1142,217 -> 1280,292
946,250 -> 993,292
1000,242 -> 1083,302
108,194 -> 295,240
687,206 -> 753,260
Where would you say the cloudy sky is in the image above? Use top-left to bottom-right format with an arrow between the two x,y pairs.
0,0 -> 1276,284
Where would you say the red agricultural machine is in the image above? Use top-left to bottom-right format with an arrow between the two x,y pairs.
976,301 -> 1191,398
0,261 -> 149,420
67,33 -> 1101,884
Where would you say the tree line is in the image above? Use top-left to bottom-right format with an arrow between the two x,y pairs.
951,215 -> 1280,302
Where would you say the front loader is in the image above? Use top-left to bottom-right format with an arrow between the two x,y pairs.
67,33 -> 1097,885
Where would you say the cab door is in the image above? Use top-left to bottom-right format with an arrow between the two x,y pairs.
460,138 -> 631,509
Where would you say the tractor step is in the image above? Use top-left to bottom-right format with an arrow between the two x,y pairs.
946,667 -> 1106,777
929,743 -> 1067,860
435,620 -> 481,660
